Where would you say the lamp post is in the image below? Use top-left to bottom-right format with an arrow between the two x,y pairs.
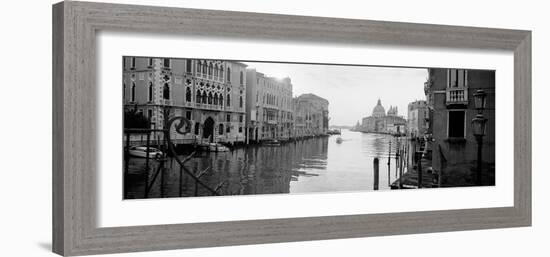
471,90 -> 487,186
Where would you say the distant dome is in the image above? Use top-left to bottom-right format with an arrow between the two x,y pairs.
372,99 -> 386,117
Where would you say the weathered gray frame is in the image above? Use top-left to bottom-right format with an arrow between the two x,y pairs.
52,1 -> 531,256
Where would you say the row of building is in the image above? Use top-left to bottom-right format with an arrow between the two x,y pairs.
356,99 -> 407,135
353,68 -> 495,186
122,57 -> 329,145
410,68 -> 495,186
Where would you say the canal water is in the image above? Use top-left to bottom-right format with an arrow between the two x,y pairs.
126,129 -> 407,199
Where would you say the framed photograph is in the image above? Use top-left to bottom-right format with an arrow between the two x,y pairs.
52,1 -> 531,256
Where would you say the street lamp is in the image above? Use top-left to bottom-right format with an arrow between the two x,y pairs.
471,114 -> 488,137
472,89 -> 488,186
473,89 -> 487,113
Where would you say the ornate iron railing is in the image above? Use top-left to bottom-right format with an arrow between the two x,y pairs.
123,116 -> 226,199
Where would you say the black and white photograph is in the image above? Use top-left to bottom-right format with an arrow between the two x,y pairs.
2,0 -> 542,256
122,57 -> 495,199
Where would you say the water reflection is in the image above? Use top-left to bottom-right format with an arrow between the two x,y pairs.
126,129 -> 403,199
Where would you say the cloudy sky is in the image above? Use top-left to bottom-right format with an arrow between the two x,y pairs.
243,61 -> 428,126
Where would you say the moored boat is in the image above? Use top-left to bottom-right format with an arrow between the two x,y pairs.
263,139 -> 281,146
128,146 -> 164,159
198,142 -> 230,152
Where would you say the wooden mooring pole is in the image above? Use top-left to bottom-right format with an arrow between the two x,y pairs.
124,132 -> 130,198
399,146 -> 404,189
124,133 -> 130,175
395,146 -> 399,178
416,151 -> 423,189
387,140 -> 391,186
373,158 -> 379,190
145,132 -> 151,175
179,165 -> 183,197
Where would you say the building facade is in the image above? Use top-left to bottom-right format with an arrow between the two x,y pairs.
245,69 -> 294,142
360,99 -> 406,134
292,94 -> 329,138
407,100 -> 429,138
123,57 -> 247,145
424,68 -> 495,186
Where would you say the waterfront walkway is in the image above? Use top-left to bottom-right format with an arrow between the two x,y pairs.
390,138 -> 438,189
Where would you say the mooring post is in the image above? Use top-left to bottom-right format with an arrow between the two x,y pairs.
395,146 -> 399,177
145,132 -> 151,174
124,132 -> 130,176
399,145 -> 407,189
160,160 -> 165,198
416,151 -> 423,189
387,140 -> 391,186
374,158 -> 379,190
179,165 -> 183,197
123,132 -> 131,198
406,140 -> 410,171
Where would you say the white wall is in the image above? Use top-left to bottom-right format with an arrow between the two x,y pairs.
0,0 -> 547,256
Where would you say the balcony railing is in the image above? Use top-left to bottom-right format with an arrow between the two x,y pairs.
195,103 -> 224,111
446,87 -> 468,105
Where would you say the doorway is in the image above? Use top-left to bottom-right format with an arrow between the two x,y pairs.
203,117 -> 215,142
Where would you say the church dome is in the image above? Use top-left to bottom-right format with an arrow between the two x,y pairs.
372,99 -> 386,117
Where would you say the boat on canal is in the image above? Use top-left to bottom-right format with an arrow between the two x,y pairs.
327,129 -> 342,135
198,142 -> 230,152
128,146 -> 164,159
263,139 -> 281,146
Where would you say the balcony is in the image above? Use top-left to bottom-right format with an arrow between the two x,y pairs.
446,87 -> 468,106
195,103 -> 224,111
266,119 -> 277,125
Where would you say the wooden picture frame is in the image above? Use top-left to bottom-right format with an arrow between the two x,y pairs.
52,1 -> 531,256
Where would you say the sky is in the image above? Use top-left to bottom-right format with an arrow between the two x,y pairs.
243,61 -> 428,126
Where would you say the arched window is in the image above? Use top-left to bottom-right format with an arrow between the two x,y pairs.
227,67 -> 231,81
239,96 -> 243,108
226,94 -> 231,106
123,83 -> 126,100
185,87 -> 191,102
162,83 -> 170,100
208,63 -> 213,76
131,83 -> 136,102
240,71 -> 244,85
219,124 -> 224,135
219,95 -> 224,106
202,92 -> 207,104
203,62 -> 207,75
213,65 -> 218,78
194,122 -> 200,135
196,89 -> 201,103
196,62 -> 201,74
208,92 -> 213,105
220,67 -> 224,81
213,93 -> 219,105
148,82 -> 153,102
